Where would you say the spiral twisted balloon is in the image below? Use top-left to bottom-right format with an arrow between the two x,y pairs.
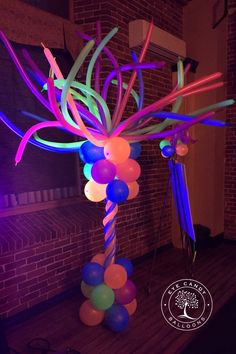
103,200 -> 118,268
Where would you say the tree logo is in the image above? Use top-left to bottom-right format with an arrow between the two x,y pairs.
161,279 -> 213,331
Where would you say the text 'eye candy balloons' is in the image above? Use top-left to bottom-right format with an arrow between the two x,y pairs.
81,262 -> 104,286
104,137 -> 130,163
116,159 -> 141,182
106,179 -> 129,203
84,180 -> 107,202
80,141 -> 105,163
91,159 -> 116,184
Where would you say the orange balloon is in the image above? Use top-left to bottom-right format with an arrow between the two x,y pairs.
116,159 -> 141,182
127,181 -> 139,200
176,143 -> 188,156
104,137 -> 130,164
91,253 -> 105,266
84,179 -> 107,202
79,299 -> 104,326
124,298 -> 137,316
104,264 -> 127,289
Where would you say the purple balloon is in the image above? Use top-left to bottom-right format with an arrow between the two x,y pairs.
114,280 -> 136,305
91,159 -> 116,184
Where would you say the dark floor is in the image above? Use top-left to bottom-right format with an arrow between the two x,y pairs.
6,242 -> 236,354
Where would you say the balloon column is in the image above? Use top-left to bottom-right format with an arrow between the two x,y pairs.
0,20 -> 234,332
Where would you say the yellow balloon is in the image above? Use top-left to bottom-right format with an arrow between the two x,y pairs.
104,137 -> 130,163
84,179 -> 107,202
81,281 -> 94,298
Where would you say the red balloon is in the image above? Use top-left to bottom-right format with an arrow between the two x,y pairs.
79,300 -> 104,326
116,159 -> 141,182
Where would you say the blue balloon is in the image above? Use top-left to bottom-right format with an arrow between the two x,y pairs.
161,145 -> 175,158
106,180 -> 129,203
115,258 -> 133,278
129,142 -> 142,160
80,141 -> 105,163
79,148 -> 87,163
104,304 -> 129,332
81,262 -> 104,286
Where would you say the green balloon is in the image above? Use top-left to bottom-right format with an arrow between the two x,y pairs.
83,163 -> 93,180
159,139 -> 171,150
81,281 -> 95,298
91,284 -> 115,310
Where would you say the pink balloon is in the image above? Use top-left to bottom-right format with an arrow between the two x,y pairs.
116,159 -> 141,182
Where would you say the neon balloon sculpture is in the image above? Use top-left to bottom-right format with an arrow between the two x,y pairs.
0,20 -> 234,332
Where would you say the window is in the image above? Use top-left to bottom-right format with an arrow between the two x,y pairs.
21,0 -> 69,19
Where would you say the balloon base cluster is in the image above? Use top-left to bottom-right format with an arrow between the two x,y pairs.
79,254 -> 137,332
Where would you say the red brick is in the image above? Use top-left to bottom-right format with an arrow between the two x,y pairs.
47,261 -> 63,271
16,264 -> 36,275
37,257 -> 54,268
35,244 -> 53,254
0,270 -> 15,281
0,255 -> 14,265
27,268 -> 46,280
15,249 -> 35,260
20,291 -> 40,303
4,259 -> 26,271
4,275 -> 27,288
46,248 -> 63,257
27,254 -> 46,264
18,278 -> 37,290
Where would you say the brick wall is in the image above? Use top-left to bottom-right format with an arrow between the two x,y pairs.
0,204 -> 104,318
225,0 -> 236,239
1,0 -> 184,319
